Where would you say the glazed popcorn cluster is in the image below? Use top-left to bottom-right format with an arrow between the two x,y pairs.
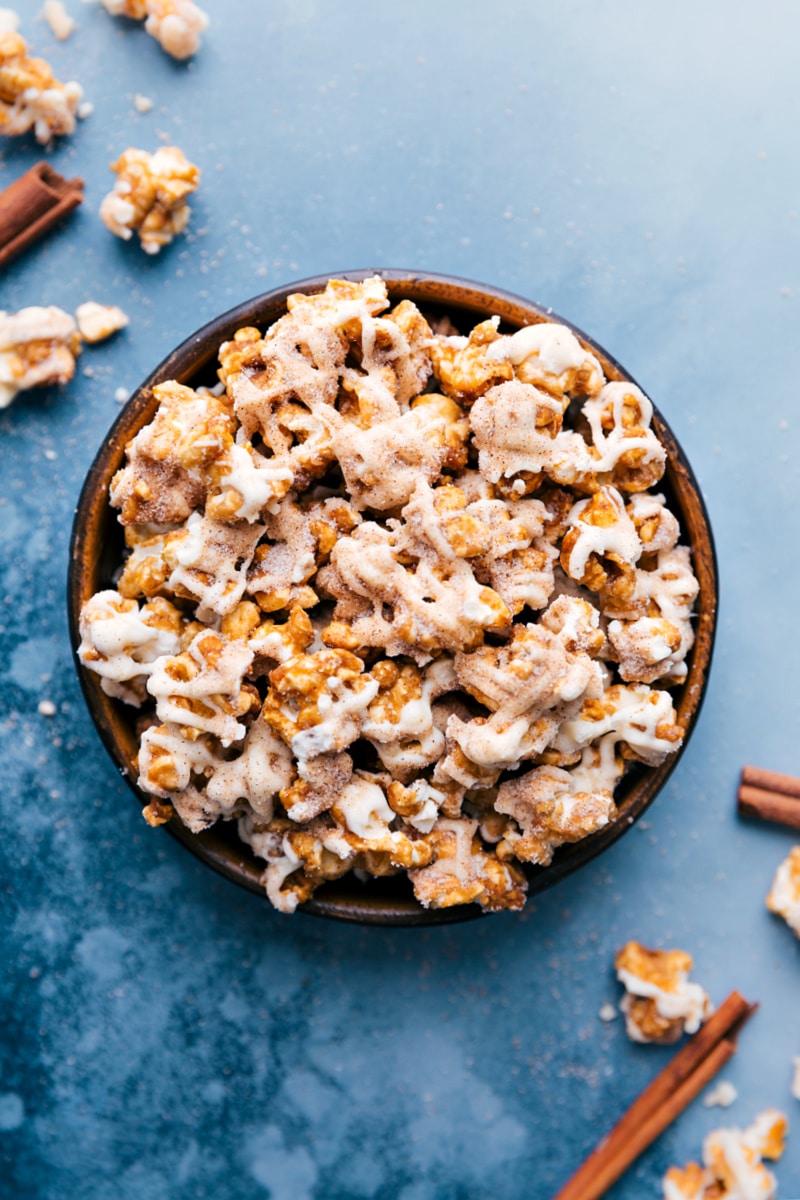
663,1110 -> 787,1200
77,275 -> 698,914
99,146 -> 200,255
0,30 -> 83,142
615,940 -> 712,1044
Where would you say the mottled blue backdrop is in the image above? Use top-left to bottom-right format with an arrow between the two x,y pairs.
2,2 -> 799,1197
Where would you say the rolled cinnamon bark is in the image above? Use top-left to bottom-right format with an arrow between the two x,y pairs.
0,162 -> 84,267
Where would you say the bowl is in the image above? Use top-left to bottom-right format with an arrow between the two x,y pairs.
68,269 -> 717,925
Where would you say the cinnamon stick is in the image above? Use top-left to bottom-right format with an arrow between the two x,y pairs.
741,765 -> 800,800
0,163 -> 84,267
553,991 -> 756,1200
738,784 -> 800,831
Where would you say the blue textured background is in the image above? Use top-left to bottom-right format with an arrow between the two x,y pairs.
2,2 -> 799,1196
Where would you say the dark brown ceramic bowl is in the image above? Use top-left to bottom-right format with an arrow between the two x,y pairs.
68,269 -> 717,926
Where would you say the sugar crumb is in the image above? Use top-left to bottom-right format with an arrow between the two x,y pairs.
703,1080 -> 738,1109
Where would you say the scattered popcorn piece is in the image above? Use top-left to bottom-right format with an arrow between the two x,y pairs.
704,1081 -> 738,1109
662,1110 -> 787,1200
101,0 -> 207,59
44,0 -> 77,40
615,941 -> 713,1044
0,8 -> 19,33
133,92 -> 153,113
598,1003 -> 618,1023
766,845 -> 800,937
114,386 -> 130,403
0,30 -> 83,142
0,306 -> 80,408
75,301 -> 129,344
37,699 -> 57,716
100,145 -> 200,254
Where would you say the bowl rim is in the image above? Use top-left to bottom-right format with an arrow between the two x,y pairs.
67,267 -> 718,926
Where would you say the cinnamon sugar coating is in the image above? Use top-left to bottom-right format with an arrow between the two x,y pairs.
78,276 -> 697,913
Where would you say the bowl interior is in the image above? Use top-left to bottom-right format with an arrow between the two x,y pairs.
68,269 -> 717,926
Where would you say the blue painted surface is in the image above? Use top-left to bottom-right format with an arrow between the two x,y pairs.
2,2 -> 799,1196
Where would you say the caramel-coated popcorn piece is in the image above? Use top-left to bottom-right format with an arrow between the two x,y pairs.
75,301 -> 129,344
262,648 -> 379,765
581,381 -> 666,493
495,763 -> 616,866
766,846 -> 800,938
663,1110 -> 787,1200
110,381 -> 235,524
146,628 -> 256,745
486,321 -> 605,402
101,0 -> 208,59
409,817 -> 527,912
430,317 -> 513,405
0,306 -> 80,407
78,590 -> 185,705
551,682 -> 684,767
138,717 -> 293,831
615,941 -> 712,1044
0,31 -> 83,141
100,146 -> 200,253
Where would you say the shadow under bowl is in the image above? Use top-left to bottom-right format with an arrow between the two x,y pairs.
68,269 -> 718,926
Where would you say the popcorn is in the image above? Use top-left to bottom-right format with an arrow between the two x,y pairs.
100,146 -> 200,254
145,629 -> 256,744
663,1110 -> 787,1200
495,762 -> 616,867
77,590 -> 184,705
101,0 -> 208,59
75,302 -> 129,344
430,317 -> 513,405
0,31 -> 83,142
0,306 -> 80,408
138,716 -> 293,831
409,817 -> 527,912
486,321 -> 605,402
766,846 -> 800,937
615,940 -> 712,1044
78,276 -> 696,913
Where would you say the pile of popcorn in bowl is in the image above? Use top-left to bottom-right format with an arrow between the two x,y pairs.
77,275 -> 699,915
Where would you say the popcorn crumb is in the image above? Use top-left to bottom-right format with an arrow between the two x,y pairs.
598,1003 -> 618,1023
77,100 -> 93,119
0,8 -> 19,32
114,386 -> 130,404
133,93 -> 153,113
792,1057 -> 800,1102
38,699 -> 57,716
44,448 -> 57,460
44,0 -> 77,39
703,1080 -> 738,1109
76,301 -> 129,343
